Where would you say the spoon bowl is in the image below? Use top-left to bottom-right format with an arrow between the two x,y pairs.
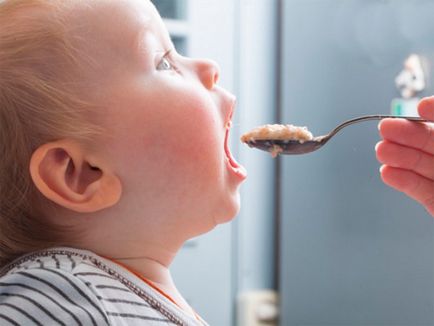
243,115 -> 430,156
246,137 -> 326,155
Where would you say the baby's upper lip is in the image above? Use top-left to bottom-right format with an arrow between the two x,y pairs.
213,85 -> 236,127
224,96 -> 236,128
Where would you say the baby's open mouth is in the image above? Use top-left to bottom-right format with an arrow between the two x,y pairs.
224,118 -> 247,179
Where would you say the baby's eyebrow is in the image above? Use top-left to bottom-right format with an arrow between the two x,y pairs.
134,29 -> 148,54
163,49 -> 172,57
132,22 -> 175,59
133,30 -> 164,56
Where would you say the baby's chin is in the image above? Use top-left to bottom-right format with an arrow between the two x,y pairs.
213,192 -> 241,225
186,193 -> 241,238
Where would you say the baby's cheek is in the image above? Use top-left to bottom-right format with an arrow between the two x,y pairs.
169,123 -> 220,164
172,99 -> 220,149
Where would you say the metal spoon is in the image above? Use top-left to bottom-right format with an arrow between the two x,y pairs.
244,115 -> 429,155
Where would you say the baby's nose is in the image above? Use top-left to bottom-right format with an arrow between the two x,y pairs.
195,58 -> 220,90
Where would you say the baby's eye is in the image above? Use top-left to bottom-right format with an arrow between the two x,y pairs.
157,57 -> 174,71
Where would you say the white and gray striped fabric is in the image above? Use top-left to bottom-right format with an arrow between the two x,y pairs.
0,247 -> 209,326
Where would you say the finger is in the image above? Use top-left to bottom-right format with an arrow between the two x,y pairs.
380,165 -> 434,216
376,141 -> 434,180
418,96 -> 434,121
378,118 -> 434,155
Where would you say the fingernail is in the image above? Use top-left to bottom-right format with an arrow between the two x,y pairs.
375,142 -> 380,152
377,120 -> 383,131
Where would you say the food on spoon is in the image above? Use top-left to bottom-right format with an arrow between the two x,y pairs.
240,124 -> 314,158
240,124 -> 313,142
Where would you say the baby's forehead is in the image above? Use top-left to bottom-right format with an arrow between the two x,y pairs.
56,0 -> 171,104
68,0 -> 158,61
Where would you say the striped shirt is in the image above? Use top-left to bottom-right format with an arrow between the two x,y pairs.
0,247 -> 209,326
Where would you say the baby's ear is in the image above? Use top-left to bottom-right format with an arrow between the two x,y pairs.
29,139 -> 122,213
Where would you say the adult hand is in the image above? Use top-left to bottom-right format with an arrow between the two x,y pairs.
376,96 -> 434,217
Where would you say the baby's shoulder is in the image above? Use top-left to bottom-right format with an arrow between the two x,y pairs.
0,248 -> 178,326
0,248 -> 113,325
3,248 -> 114,280
0,247 -> 135,302
4,249 -> 87,273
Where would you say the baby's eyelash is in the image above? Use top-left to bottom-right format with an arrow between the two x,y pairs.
157,50 -> 181,73
166,52 -> 182,74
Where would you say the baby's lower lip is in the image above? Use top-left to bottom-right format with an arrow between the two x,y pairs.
224,129 -> 247,179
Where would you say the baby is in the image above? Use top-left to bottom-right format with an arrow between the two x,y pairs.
0,0 -> 246,324
0,0 -> 433,325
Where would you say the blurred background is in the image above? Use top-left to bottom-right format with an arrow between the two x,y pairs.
152,1 -> 434,325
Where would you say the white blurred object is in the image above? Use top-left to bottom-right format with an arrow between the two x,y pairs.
391,97 -> 420,117
395,54 -> 426,99
237,290 -> 279,326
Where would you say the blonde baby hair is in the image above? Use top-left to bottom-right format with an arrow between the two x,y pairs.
0,0 -> 104,266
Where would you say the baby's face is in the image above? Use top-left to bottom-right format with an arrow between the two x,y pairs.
78,0 -> 246,236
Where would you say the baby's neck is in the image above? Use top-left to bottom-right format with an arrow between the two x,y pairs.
116,254 -> 173,284
115,256 -> 196,318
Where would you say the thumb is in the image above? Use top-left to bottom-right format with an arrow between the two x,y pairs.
418,96 -> 434,121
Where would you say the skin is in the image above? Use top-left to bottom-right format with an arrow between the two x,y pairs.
29,0 -> 246,317
376,96 -> 434,216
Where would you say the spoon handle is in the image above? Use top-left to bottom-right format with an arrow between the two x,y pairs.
329,115 -> 430,139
